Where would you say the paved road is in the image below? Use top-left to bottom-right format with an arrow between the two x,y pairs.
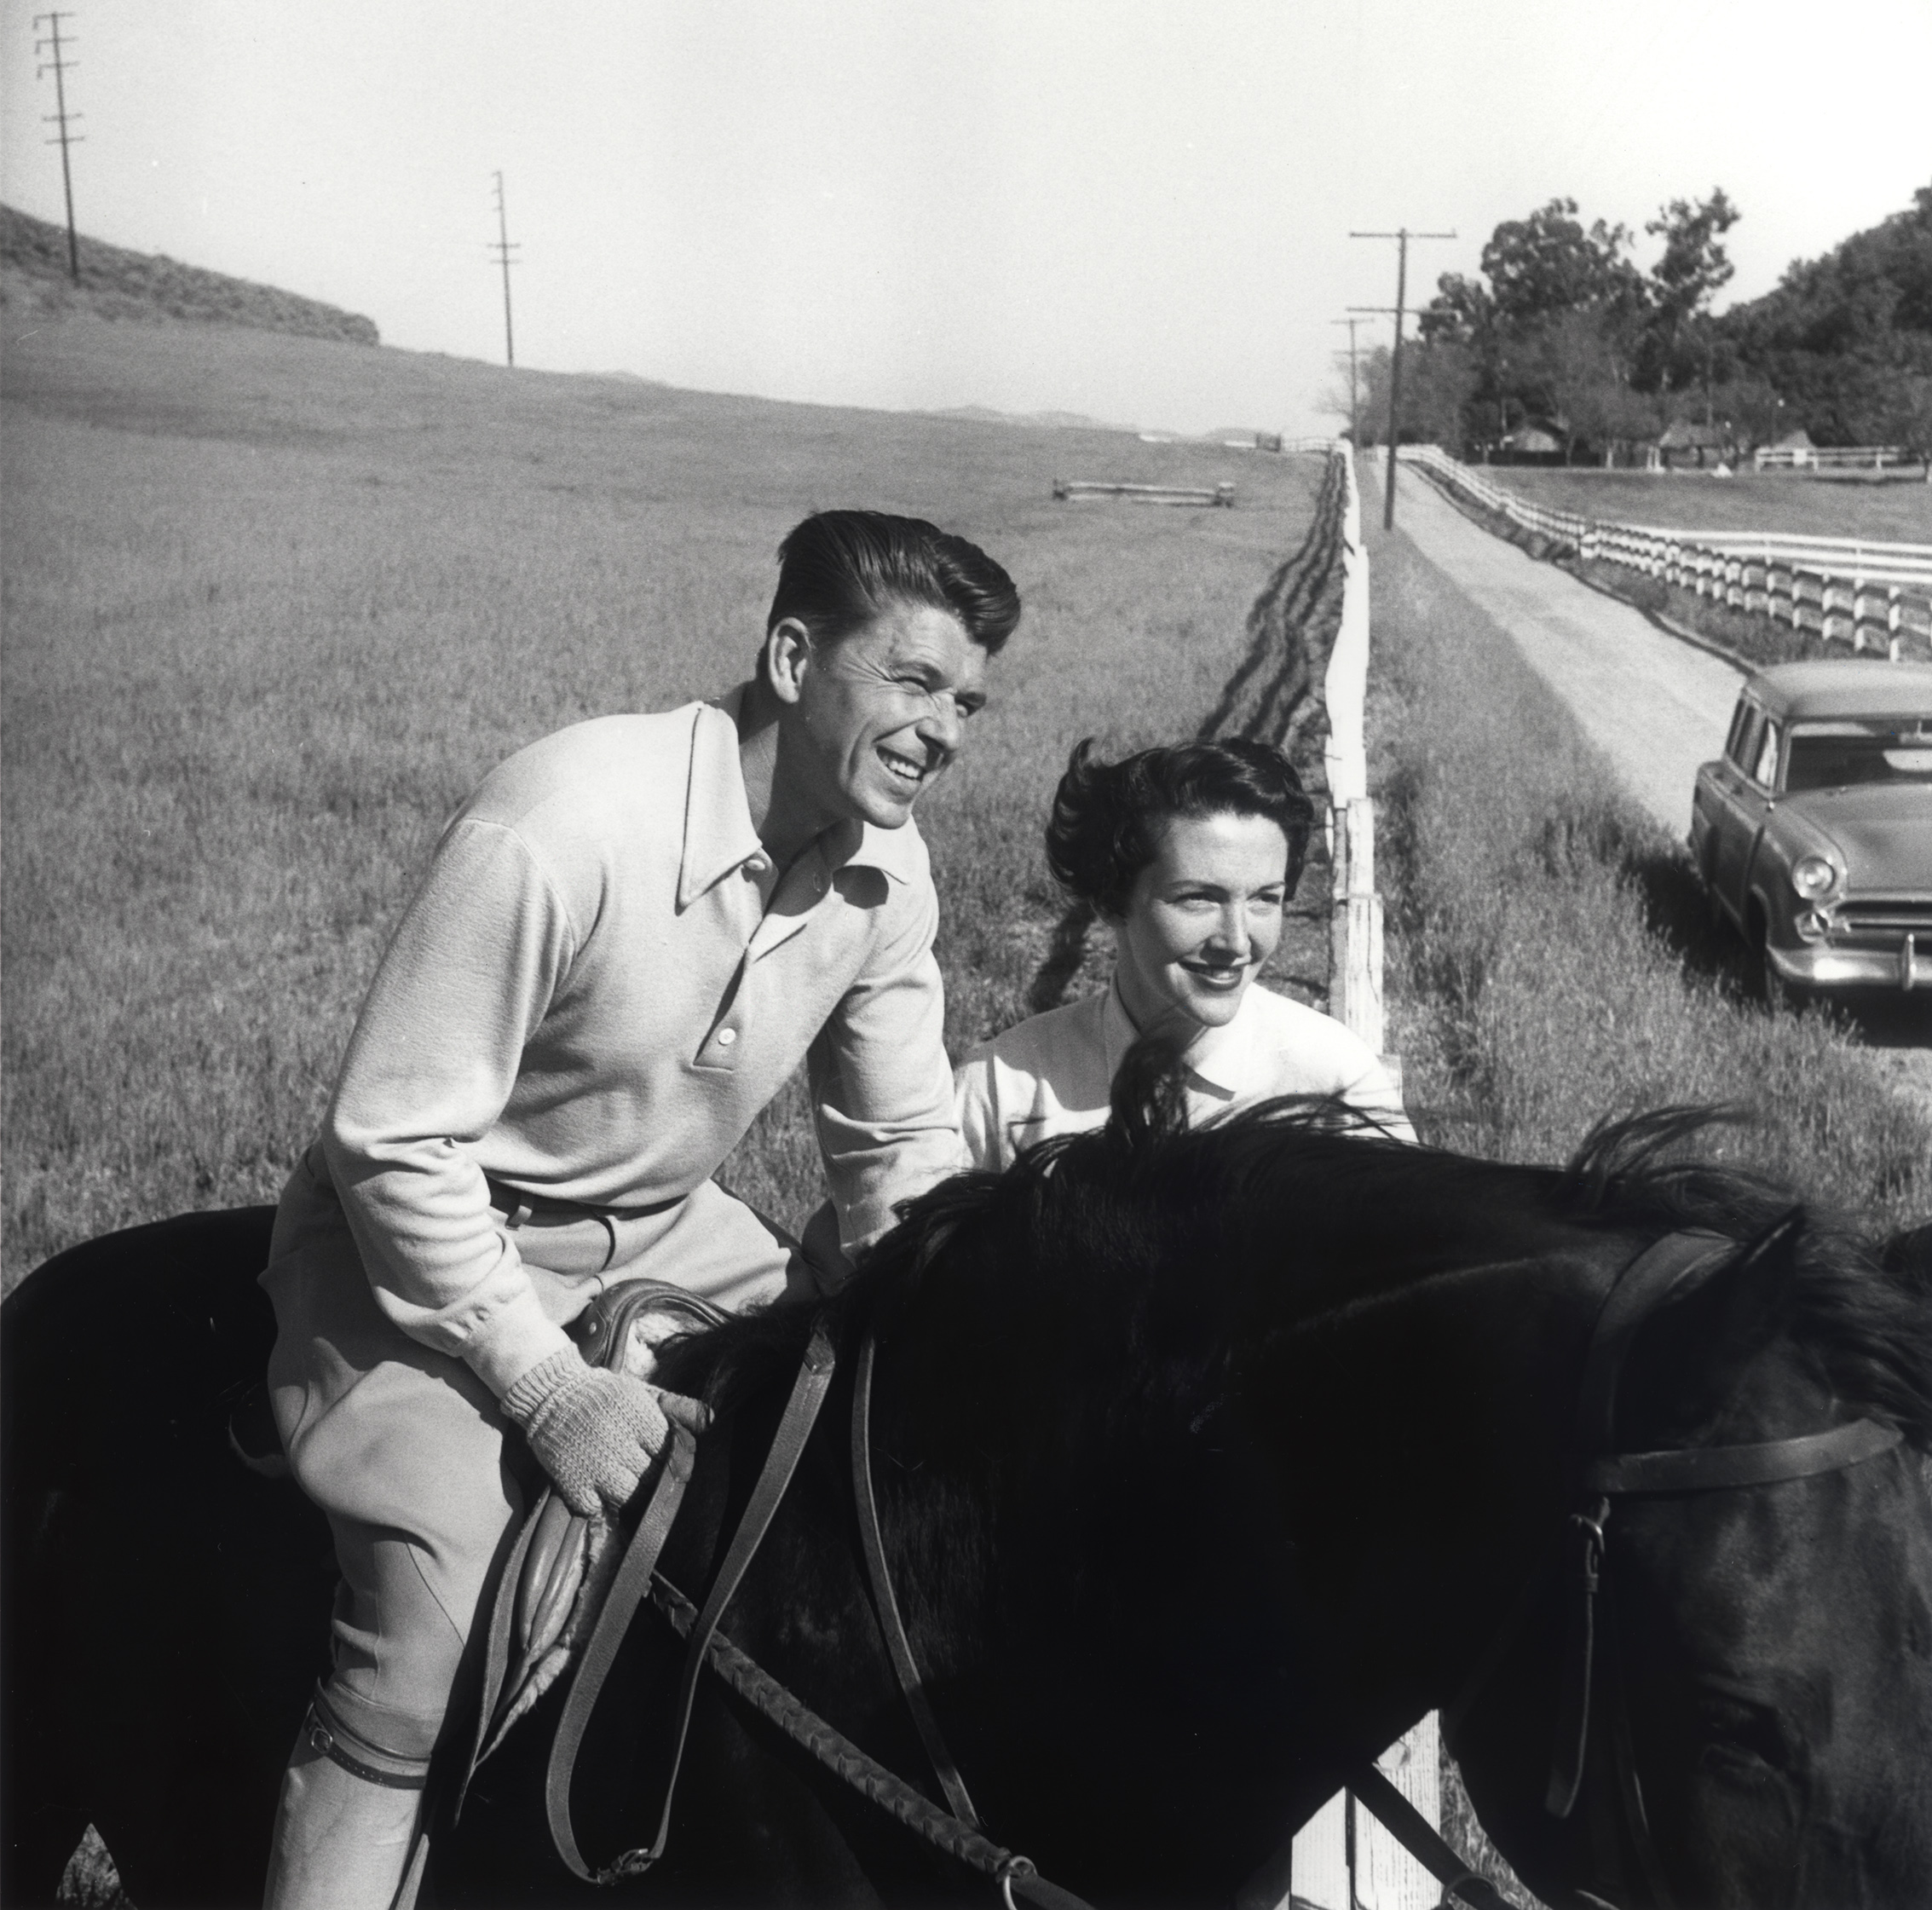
1386,459 -> 1742,838
1381,457 -> 1932,1109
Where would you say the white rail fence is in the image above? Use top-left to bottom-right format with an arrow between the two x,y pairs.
1754,444 -> 1918,472
1283,441 -> 1442,1910
1399,444 -> 1932,661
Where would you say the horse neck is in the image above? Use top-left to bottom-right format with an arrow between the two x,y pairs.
1239,1231 -> 1638,1751
859,1220 -> 1641,1876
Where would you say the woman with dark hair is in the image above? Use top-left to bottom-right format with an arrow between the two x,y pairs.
955,738 -> 1412,1169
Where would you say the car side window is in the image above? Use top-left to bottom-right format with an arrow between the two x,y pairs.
1752,718 -> 1782,790
1722,699 -> 1751,765
1730,706 -> 1763,774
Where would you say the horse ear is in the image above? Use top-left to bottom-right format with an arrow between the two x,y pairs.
1620,1210 -> 1806,1442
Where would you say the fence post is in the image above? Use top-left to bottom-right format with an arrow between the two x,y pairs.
1292,444 -> 1435,1910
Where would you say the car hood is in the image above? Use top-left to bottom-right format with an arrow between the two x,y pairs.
1785,783 -> 1932,890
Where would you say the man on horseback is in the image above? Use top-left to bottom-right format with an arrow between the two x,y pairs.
259,511 -> 1020,1910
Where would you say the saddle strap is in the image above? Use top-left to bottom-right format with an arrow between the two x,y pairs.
540,1415 -> 701,1878
1344,1764 -> 1509,1910
648,1578 -> 1095,1910
851,1330 -> 983,1827
551,1314 -> 839,1884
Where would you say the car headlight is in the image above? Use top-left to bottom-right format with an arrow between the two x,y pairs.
1791,856 -> 1838,901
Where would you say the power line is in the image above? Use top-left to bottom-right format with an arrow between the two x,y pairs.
33,10 -> 84,282
1349,228 -> 1456,529
490,171 -> 521,367
1330,316 -> 1365,448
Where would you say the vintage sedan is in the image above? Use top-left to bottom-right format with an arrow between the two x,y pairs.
1690,659 -> 1932,1004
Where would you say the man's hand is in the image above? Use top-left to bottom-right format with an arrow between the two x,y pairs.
502,1349 -> 671,1517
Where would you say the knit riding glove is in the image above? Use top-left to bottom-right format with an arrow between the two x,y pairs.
502,1348 -> 671,1517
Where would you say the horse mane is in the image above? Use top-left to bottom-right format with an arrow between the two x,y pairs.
657,1103 -> 1932,1453
1554,1105 -> 1932,1449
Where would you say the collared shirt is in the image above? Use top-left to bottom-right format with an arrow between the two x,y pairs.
320,691 -> 963,1396
954,978 -> 1416,1174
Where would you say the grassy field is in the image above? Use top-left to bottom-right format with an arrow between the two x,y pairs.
1365,524 -> 1931,1232
1475,465 -> 1932,543
2,314 -> 1335,1281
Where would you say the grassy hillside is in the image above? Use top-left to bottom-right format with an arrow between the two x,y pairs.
2,317 -> 1329,1278
0,203 -> 378,343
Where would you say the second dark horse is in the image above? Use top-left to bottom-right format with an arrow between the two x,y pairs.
5,1105 -> 1930,1908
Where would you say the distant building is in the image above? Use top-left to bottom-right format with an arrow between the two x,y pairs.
1653,419 -> 1730,470
1492,421 -> 1565,465
1752,427 -> 1819,470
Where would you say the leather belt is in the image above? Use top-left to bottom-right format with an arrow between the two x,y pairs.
485,1178 -> 682,1231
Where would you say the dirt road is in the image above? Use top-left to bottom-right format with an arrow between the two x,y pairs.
1386,460 -> 1744,835
1380,456 -> 1932,1112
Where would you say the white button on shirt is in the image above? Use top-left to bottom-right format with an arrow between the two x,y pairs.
954,978 -> 1416,1174
716,1028 -> 737,1047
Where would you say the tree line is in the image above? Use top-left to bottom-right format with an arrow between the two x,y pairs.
1340,182 -> 1932,470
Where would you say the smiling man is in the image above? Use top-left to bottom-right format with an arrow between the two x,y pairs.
257,511 -> 1018,1909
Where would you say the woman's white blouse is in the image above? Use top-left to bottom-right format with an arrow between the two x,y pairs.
954,978 -> 1416,1173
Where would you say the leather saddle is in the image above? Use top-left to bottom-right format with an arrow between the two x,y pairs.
223,1278 -> 725,1759
472,1280 -> 724,1763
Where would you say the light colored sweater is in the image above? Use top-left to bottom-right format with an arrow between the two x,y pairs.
320,693 -> 964,1397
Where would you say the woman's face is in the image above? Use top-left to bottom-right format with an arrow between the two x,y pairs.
1109,809 -> 1291,1033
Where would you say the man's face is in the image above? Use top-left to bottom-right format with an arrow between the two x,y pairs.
774,599 -> 990,833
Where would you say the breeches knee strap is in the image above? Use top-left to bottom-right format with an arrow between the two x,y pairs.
262,1153 -> 800,1763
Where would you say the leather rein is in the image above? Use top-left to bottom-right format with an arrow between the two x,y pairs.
531,1229 -> 1906,1910
531,1310 -> 1092,1908
1476,1228 -> 1904,1910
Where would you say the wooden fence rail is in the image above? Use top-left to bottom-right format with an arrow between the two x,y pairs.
1754,444 -> 1919,472
1052,478 -> 1237,507
1400,445 -> 1932,661
1287,439 -> 1440,1910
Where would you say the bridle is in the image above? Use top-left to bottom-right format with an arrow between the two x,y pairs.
520,1228 -> 1906,1910
1462,1227 -> 1905,1910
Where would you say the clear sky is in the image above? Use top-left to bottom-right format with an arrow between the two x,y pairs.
3,0 -> 1928,436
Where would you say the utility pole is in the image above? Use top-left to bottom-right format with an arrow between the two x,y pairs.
34,11 -> 84,281
1331,316 -> 1364,447
490,171 -> 521,366
1349,227 -> 1455,529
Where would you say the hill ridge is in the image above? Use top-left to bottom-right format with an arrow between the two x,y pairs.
1,203 -> 378,345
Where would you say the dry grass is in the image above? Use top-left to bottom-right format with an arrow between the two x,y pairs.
2,314 -> 1329,1280
1,202 -> 379,343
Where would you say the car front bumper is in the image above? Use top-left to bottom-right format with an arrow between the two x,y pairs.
1769,933 -> 1932,991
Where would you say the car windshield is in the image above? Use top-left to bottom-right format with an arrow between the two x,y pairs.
1784,718 -> 1932,792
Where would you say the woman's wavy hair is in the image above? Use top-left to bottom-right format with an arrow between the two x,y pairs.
764,510 -> 1021,657
1044,737 -> 1315,920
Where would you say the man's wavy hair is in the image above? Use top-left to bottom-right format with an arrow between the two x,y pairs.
1045,737 -> 1315,920
763,510 -> 1021,658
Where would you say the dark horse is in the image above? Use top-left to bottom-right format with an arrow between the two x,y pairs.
4,1105 -> 1930,1909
